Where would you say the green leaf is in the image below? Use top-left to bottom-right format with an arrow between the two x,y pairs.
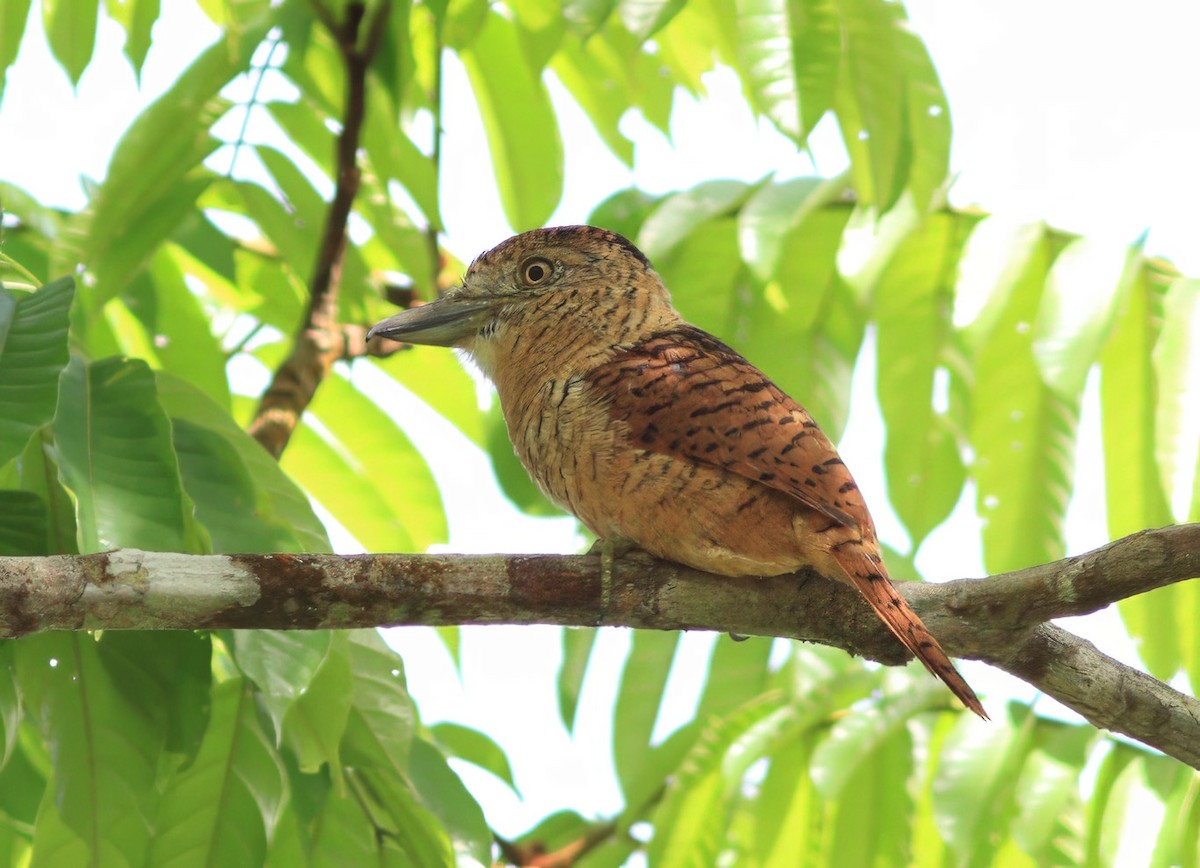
652,216 -> 743,337
613,630 -> 678,799
562,0 -> 617,35
276,769 -> 402,866
280,419 -> 409,550
60,9 -> 274,308
587,187 -> 663,241
646,692 -> 789,866
833,0 -> 949,212
1154,277 -> 1200,510
334,638 -> 454,865
461,12 -> 564,230
1011,722 -> 1092,862
1101,269 -> 1174,538
430,722 -> 518,793
743,204 -> 863,439
736,175 -> 834,281
0,490 -> 48,555
810,673 -> 946,799
407,738 -> 492,865
169,208 -> 238,287
1083,744 -> 1139,867
551,34 -> 636,166
445,0 -> 490,49
0,278 -> 73,466
376,345 -> 486,448
734,0 -> 839,144
637,179 -> 755,261
140,245 -> 231,407
751,735 -> 820,866
965,225 -> 1077,572
279,11 -> 343,117
156,372 -> 331,553
1145,755 -> 1200,868
281,633 -> 352,781
52,356 -> 206,553
225,632 -> 345,755
619,0 -> 686,41
824,724 -> 914,867
0,640 -> 19,769
1103,270 -> 1181,682
875,211 -> 980,547
284,373 -> 446,552
933,705 -> 1038,860
0,0 -> 32,100
0,715 -> 47,832
264,98 -> 335,180
353,765 -> 456,866
355,180 -> 438,294
15,633 -> 158,865
1140,275 -> 1200,685
361,83 -> 443,228
42,0 -> 98,85
342,630 -> 418,777
372,0 -> 415,106
1033,237 -> 1140,398
900,47 -> 952,214
653,0 -> 727,95
558,626 -> 596,732
7,431 -> 77,554
95,631 -> 212,760
29,782 -> 90,865
434,626 -> 462,671
252,145 -> 372,319
171,418 -> 304,553
147,678 -> 284,866
102,0 -> 160,77
693,635 -> 772,724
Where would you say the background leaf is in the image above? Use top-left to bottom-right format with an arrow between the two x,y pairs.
42,0 -> 98,86
15,633 -> 159,865
460,11 -> 564,230
53,356 -> 205,553
0,278 -> 73,466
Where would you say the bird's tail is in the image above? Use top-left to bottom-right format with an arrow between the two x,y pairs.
839,552 -> 988,720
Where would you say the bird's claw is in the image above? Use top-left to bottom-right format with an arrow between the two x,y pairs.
588,537 -> 655,621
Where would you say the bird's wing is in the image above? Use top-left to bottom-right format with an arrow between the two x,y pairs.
586,325 -> 866,530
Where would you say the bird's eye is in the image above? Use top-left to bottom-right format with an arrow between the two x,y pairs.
520,257 -> 553,285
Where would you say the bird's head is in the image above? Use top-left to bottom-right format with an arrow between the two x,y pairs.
366,226 -> 674,360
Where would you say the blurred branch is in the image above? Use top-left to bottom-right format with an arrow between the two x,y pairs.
1,524 -> 1197,767
247,0 -> 392,459
495,819 -> 620,867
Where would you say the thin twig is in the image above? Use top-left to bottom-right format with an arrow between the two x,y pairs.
247,1 -> 394,459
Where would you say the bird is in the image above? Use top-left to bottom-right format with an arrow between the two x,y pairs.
367,225 -> 986,719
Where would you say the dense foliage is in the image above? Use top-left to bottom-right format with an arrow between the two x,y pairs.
1,0 -> 1197,864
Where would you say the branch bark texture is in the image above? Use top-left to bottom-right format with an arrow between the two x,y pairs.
1,524 -> 1197,767
247,0 -> 391,459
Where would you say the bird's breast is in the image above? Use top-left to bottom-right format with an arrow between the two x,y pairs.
498,372 -> 623,536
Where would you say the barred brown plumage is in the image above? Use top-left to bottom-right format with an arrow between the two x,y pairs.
368,225 -> 987,719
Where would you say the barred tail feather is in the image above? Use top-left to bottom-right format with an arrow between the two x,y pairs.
840,554 -> 988,720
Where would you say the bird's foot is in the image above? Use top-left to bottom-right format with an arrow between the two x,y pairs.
587,537 -> 655,621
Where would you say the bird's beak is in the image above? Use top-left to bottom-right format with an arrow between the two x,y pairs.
366,296 -> 496,347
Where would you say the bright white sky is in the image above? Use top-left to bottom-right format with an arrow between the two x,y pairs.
2,0 -> 1198,853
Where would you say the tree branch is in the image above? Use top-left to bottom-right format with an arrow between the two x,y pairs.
1,524 -> 1196,767
247,0 -> 392,459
